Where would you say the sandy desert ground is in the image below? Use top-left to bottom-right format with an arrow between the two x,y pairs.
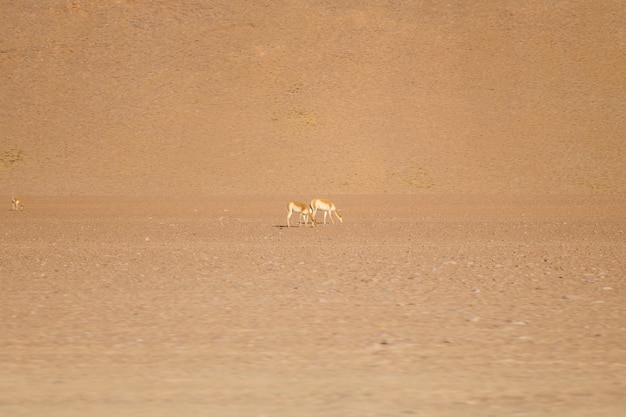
1,1 -> 626,416
2,195 -> 626,417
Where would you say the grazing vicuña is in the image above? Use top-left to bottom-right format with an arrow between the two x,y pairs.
287,201 -> 316,228
310,198 -> 342,224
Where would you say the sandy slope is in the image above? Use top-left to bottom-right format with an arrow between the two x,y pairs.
2,1 -> 625,195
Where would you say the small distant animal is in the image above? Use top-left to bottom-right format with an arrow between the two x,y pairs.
310,198 -> 342,224
11,195 -> 24,211
287,201 -> 316,228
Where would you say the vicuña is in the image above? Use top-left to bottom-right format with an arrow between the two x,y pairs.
287,201 -> 316,228
11,195 -> 24,211
310,198 -> 343,224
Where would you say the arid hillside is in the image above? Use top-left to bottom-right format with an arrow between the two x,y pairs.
2,1 -> 625,195
2,4 -> 626,416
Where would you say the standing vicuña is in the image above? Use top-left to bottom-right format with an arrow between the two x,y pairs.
310,198 -> 342,224
287,201 -> 316,228
11,196 -> 24,211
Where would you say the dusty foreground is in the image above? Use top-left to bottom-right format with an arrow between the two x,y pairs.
1,195 -> 625,417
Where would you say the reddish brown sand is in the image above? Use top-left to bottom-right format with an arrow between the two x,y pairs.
1,2 -> 625,416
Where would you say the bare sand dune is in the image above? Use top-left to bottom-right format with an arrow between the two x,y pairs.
1,1 -> 626,416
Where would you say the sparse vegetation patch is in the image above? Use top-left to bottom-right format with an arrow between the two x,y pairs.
0,148 -> 25,168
